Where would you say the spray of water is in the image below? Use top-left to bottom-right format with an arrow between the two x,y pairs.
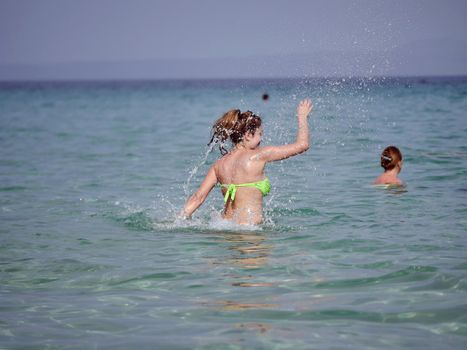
182,141 -> 217,198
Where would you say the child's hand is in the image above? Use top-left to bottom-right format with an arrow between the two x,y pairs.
178,209 -> 189,220
296,99 -> 313,119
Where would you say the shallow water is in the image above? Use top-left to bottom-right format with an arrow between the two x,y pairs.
1,77 -> 466,349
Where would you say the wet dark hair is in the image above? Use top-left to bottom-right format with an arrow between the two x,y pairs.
208,109 -> 262,155
381,146 -> 402,171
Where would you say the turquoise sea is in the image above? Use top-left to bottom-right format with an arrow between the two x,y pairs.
1,77 -> 466,349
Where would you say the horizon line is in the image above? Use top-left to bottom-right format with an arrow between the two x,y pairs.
1,74 -> 467,85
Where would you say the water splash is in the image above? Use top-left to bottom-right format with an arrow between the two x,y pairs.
182,142 -> 217,197
105,196 -> 266,233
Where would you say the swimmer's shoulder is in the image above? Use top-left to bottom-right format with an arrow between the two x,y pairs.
373,175 -> 385,185
373,174 -> 402,186
372,180 -> 405,189
248,146 -> 271,162
212,157 -> 224,171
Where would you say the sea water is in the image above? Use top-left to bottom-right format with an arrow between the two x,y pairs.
0,77 -> 466,349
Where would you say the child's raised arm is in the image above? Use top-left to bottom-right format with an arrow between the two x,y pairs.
257,99 -> 313,162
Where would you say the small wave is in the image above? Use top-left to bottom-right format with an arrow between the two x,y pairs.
109,271 -> 191,287
98,199 -> 157,231
106,208 -> 155,231
118,211 -> 155,231
45,258 -> 110,274
307,265 -> 438,289
267,207 -> 320,217
233,307 -> 467,326
0,186 -> 28,192
311,238 -> 370,250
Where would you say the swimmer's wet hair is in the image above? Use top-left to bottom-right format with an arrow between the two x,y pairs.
208,109 -> 262,155
381,146 -> 402,170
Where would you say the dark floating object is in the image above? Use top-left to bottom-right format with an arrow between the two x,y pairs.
262,93 -> 269,101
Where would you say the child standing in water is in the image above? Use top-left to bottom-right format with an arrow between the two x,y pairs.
181,99 -> 313,225
374,146 -> 403,186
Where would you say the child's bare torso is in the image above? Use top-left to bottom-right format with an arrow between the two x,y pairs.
215,149 -> 266,225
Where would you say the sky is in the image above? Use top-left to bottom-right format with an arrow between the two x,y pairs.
0,0 -> 466,80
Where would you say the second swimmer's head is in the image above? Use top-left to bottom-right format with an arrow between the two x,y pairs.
381,146 -> 403,172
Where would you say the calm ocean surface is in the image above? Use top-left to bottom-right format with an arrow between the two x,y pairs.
1,77 -> 466,349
